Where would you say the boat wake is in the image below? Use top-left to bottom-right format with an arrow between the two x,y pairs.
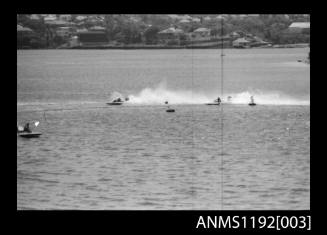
126,84 -> 310,106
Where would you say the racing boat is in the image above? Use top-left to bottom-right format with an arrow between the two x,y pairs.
106,97 -> 128,105
248,96 -> 256,106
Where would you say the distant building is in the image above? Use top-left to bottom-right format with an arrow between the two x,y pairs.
76,28 -> 88,33
44,15 -> 57,23
56,27 -> 75,37
179,19 -> 191,24
17,25 -> 33,33
75,15 -> 87,21
157,27 -> 184,44
89,26 -> 106,32
45,20 -> 72,27
59,15 -> 72,22
230,31 -> 241,39
30,14 -> 40,20
288,22 -> 310,33
17,25 -> 34,48
69,36 -> 79,47
192,28 -> 211,40
232,38 -> 251,48
191,17 -> 201,23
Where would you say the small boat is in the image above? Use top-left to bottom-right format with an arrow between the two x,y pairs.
165,102 -> 175,112
205,98 -> 221,106
107,96 -> 129,106
107,98 -> 124,105
18,132 -> 42,138
106,101 -> 124,105
248,96 -> 256,106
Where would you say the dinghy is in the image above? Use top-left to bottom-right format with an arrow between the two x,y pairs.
165,101 -> 175,112
17,121 -> 42,138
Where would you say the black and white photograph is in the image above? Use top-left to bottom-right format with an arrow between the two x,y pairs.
17,14 -> 310,211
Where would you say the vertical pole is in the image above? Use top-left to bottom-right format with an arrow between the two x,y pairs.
220,16 -> 224,210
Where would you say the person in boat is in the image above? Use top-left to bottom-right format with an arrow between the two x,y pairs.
250,96 -> 255,104
23,122 -> 32,133
216,97 -> 221,104
114,98 -> 122,103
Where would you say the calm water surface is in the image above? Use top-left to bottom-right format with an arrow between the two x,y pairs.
17,49 -> 310,210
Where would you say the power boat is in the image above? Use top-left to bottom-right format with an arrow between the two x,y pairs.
248,96 -> 256,106
205,97 -> 221,105
17,122 -> 42,138
165,101 -> 175,112
106,100 -> 124,105
106,97 -> 128,106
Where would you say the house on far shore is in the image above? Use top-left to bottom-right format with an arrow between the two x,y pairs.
56,26 -> 76,38
179,19 -> 191,24
89,26 -> 106,32
17,25 -> 34,48
191,27 -> 211,41
157,27 -> 184,44
59,15 -> 72,22
232,37 -> 251,48
29,14 -> 40,20
288,22 -> 310,33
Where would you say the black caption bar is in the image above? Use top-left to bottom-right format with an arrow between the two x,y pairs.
17,210 -> 312,233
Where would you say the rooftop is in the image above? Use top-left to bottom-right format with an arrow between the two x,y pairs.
158,27 -> 184,34
233,38 -> 250,43
17,25 -> 33,32
194,27 -> 211,32
289,22 -> 310,28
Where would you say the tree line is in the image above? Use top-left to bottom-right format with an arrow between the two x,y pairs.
17,14 -> 310,48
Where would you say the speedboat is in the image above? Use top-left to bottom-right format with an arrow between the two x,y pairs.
248,96 -> 256,106
107,98 -> 124,105
106,101 -> 124,105
205,99 -> 221,105
17,122 -> 42,138
107,97 -> 129,106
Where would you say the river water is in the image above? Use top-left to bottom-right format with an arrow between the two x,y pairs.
17,48 -> 310,210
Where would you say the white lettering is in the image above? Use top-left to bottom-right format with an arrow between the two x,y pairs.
196,216 -> 206,228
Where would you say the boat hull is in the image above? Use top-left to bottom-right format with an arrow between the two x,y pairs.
205,103 -> 220,105
106,102 -> 123,105
18,132 -> 42,138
